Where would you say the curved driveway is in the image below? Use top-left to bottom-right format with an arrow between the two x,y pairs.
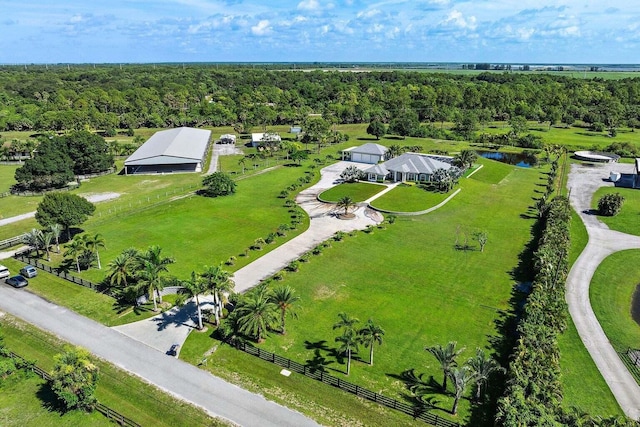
566,162 -> 640,419
0,286 -> 319,427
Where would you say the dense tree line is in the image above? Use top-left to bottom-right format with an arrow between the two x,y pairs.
2,66 -> 640,133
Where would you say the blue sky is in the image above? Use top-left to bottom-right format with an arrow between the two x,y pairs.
1,0 -> 639,64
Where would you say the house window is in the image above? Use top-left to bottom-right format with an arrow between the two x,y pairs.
419,174 -> 428,182
407,173 -> 416,181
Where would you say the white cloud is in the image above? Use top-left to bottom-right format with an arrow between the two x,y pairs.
357,9 -> 381,19
251,19 -> 271,35
298,0 -> 320,11
442,10 -> 477,30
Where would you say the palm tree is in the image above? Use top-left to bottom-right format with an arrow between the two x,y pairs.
178,271 -> 208,330
448,366 -> 474,415
49,223 -> 63,253
84,233 -> 106,269
453,150 -> 478,170
64,235 -> 85,273
333,312 -> 359,333
358,319 -> 385,366
268,285 -> 299,335
107,250 -> 137,290
336,196 -> 355,216
425,341 -> 465,391
466,348 -> 504,401
136,245 -> 175,311
235,291 -> 278,342
335,328 -> 359,375
201,264 -> 234,325
22,228 -> 43,257
238,156 -> 247,174
38,231 -> 54,262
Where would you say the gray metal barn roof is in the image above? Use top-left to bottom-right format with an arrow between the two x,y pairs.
125,127 -> 211,166
342,143 -> 388,155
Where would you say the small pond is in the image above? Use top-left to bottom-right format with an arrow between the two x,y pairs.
477,150 -> 536,168
632,284 -> 640,326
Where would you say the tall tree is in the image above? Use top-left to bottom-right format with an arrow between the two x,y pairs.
333,312 -> 360,333
466,348 -> 504,401
302,116 -> 330,153
49,223 -> 63,253
178,271 -> 208,330
38,231 -> 54,262
201,264 -> 234,325
335,328 -> 359,375
35,193 -> 96,240
448,366 -> 474,415
64,235 -> 85,273
136,245 -> 175,311
366,119 -> 386,140
358,319 -> 385,366
425,341 -> 465,391
201,172 -> 236,197
84,233 -> 106,269
268,285 -> 300,335
22,228 -> 43,257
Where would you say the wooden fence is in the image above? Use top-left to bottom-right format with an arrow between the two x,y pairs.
0,234 -> 26,250
4,350 -> 140,427
231,340 -> 460,427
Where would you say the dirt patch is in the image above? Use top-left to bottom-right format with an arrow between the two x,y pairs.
314,285 -> 337,300
632,284 -> 640,326
80,192 -> 121,203
337,213 -> 356,220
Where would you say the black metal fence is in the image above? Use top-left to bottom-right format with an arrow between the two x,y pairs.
621,348 -> 640,385
230,340 -> 460,427
14,252 -> 103,293
4,350 -> 140,427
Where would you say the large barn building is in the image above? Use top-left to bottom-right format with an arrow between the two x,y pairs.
124,127 -> 212,175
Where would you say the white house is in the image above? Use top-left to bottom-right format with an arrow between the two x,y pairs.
124,127 -> 211,175
364,152 -> 454,183
341,143 -> 389,164
251,132 -> 281,148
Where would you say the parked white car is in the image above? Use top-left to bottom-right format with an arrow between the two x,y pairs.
0,265 -> 9,279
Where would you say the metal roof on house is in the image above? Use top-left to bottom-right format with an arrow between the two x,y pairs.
344,143 -> 389,156
125,127 -> 211,166
365,153 -> 452,176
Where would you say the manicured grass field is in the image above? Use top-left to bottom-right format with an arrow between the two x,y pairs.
369,184 -> 451,212
558,319 -> 623,416
591,187 -> 640,236
181,331 -> 422,427
1,258 -> 158,327
0,369 -> 112,427
0,164 -> 18,193
319,182 -> 386,203
27,164 -> 313,287
590,250 -> 640,353
0,315 -> 226,427
186,161 -> 546,425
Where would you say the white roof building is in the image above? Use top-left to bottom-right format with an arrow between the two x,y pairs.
364,152 -> 453,182
124,127 -> 212,174
341,143 -> 389,164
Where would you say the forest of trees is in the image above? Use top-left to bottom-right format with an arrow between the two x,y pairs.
1,65 -> 640,134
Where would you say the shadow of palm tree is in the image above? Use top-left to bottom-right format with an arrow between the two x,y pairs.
305,349 -> 334,373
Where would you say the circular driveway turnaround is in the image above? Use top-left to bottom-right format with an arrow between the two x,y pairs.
566,162 -> 640,420
232,161 -> 383,293
0,286 -> 320,427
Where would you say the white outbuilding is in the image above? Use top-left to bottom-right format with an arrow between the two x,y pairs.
124,127 -> 212,175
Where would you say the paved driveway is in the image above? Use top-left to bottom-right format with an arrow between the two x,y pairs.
566,162 -> 640,420
0,286 -> 319,427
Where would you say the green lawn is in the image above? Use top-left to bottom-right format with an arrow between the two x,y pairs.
591,187 -> 640,236
181,331 -> 422,427
558,319 -> 623,416
1,258 -> 158,327
590,250 -> 640,353
0,368 -> 112,427
0,164 -> 18,193
369,184 -> 451,212
319,182 -> 386,203
183,161 -> 545,425
0,315 -> 226,427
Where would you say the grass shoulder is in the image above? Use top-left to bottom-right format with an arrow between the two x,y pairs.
591,187 -> 640,236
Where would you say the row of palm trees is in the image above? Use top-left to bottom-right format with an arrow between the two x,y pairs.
333,312 -> 385,375
63,233 -> 106,272
22,225 -> 62,261
177,265 -> 235,329
425,341 -> 503,415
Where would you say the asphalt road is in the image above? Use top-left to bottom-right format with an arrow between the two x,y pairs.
0,285 -> 320,427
